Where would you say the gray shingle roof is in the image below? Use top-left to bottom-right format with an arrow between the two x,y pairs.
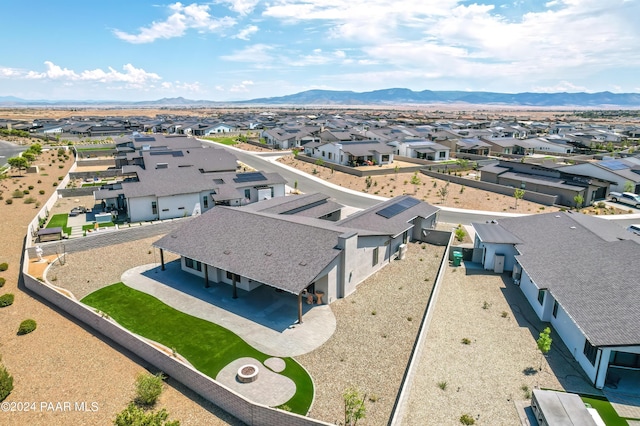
495,212 -> 640,346
153,207 -> 344,294
473,222 -> 524,244
241,192 -> 343,218
337,195 -> 439,237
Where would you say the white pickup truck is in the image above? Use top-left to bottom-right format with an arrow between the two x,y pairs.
609,192 -> 640,208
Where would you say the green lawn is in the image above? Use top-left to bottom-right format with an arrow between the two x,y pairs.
581,394 -> 629,426
202,136 -> 238,146
46,213 -> 72,236
82,222 -> 115,231
81,283 -> 313,414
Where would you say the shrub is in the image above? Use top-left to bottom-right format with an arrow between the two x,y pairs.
28,185 -> 34,190
18,319 -> 37,335
58,176 -> 64,180
437,380 -> 448,390
0,278 -> 5,287
22,189 -> 30,195
12,189 -> 24,198
39,190 -> 45,195
461,337 -> 471,345
0,294 -> 14,307
5,199 -> 12,205
0,361 -> 13,402
24,197 -> 37,204
114,403 -> 179,426
460,414 -> 476,425
52,182 -> 57,187
0,263 -> 7,271
135,373 -> 165,406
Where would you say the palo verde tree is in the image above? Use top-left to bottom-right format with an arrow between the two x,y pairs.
513,188 -> 525,209
537,327 -> 553,371
7,156 -> 29,176
573,193 -> 584,210
624,180 -> 635,193
437,182 -> 450,204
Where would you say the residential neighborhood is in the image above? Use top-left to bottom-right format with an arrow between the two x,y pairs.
1,107 -> 640,426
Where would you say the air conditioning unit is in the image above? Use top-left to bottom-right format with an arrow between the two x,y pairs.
398,244 -> 408,260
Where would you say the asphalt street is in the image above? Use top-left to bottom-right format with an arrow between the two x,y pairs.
200,139 -> 640,227
0,140 -> 27,168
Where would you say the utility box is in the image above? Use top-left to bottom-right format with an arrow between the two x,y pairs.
398,244 -> 407,260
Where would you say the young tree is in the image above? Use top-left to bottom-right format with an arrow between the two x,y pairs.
573,193 -> 584,210
343,387 -> 367,426
7,156 -> 29,176
135,373 -> 165,406
410,171 -> 421,194
437,182 -> 450,204
513,188 -> 525,209
537,327 -> 553,371
0,357 -> 13,402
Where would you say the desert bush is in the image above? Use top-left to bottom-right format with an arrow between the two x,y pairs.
24,197 -> 37,204
18,319 -> 37,335
0,294 -> 14,307
460,414 -> 475,425
28,185 -> 34,190
461,337 -> 471,345
5,199 -> 12,205
135,373 -> 165,406
39,190 -> 45,195
0,263 -> 7,271
12,189 -> 24,198
114,403 -> 179,426
0,360 -> 13,402
0,278 -> 5,287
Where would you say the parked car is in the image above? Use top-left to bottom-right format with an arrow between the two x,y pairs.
609,192 -> 640,208
627,224 -> 640,236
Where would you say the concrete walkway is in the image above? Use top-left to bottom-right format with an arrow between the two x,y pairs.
121,261 -> 337,357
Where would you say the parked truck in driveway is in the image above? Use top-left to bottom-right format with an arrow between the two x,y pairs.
609,191 -> 640,208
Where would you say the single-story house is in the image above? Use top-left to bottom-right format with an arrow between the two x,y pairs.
558,158 -> 640,193
153,195 -> 439,323
388,139 -> 450,161
304,140 -> 394,166
472,212 -> 640,389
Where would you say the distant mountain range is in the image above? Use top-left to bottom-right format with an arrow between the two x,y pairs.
1,89 -> 640,107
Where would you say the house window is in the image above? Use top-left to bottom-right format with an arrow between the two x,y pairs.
552,300 -> 559,318
328,152 -> 332,160
203,196 -> 208,209
184,257 -> 202,271
244,188 -> 251,199
226,271 -> 241,282
372,247 -> 379,266
537,289 -> 545,305
583,339 -> 598,366
340,155 -> 343,163
322,151 -> 325,157
439,151 -> 446,159
270,187 -> 274,198
151,201 -> 157,215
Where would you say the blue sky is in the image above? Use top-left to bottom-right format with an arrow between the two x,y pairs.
1,0 -> 638,101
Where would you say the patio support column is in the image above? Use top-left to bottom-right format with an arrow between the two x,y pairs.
204,265 -> 209,288
232,275 -> 238,299
298,293 -> 303,324
159,249 -> 165,271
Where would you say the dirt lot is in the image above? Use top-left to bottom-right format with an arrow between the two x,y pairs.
0,144 -> 238,426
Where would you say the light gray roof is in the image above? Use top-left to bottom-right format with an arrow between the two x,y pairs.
337,195 -> 439,237
496,212 -> 640,346
532,390 -> 597,426
338,140 -> 394,156
154,207 -> 345,294
472,222 -> 524,244
241,192 -> 343,218
499,172 -> 585,191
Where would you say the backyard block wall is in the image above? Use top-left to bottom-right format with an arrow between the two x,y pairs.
21,263 -> 332,426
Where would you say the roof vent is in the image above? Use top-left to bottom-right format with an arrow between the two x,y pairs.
555,215 -> 561,218
223,250 -> 231,255
570,226 -> 576,229
265,252 -> 272,256
299,261 -> 307,266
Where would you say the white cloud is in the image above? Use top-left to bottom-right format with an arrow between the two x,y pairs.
532,81 -> 589,93
230,80 -> 254,92
234,25 -> 258,40
217,0 -> 260,15
22,62 -> 162,90
220,44 -> 276,63
113,2 -> 236,44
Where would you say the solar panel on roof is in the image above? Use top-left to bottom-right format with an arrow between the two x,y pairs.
233,172 -> 267,183
134,136 -> 156,142
376,197 -> 420,218
600,160 -> 628,171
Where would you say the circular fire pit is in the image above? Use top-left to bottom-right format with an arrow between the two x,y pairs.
237,364 -> 259,383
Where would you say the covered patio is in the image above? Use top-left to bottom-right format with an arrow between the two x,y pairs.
121,260 -> 336,357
